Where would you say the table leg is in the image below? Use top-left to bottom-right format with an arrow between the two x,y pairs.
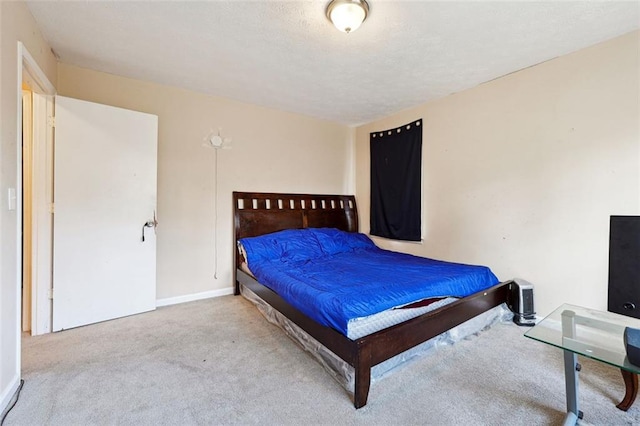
562,350 -> 580,426
616,369 -> 638,411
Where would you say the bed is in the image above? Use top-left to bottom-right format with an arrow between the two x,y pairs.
233,191 -> 511,408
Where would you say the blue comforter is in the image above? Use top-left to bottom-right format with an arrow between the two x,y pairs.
240,228 -> 499,336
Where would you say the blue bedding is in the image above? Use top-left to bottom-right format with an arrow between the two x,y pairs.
240,228 -> 499,336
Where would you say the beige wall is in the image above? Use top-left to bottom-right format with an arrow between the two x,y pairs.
356,31 -> 640,317
0,1 -> 57,412
57,63 -> 353,301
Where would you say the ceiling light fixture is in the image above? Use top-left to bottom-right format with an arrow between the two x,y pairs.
326,0 -> 369,34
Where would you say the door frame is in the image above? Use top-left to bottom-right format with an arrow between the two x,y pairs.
17,40 -> 56,360
29,92 -> 55,335
21,88 -> 32,333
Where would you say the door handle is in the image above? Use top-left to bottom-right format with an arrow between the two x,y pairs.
141,211 -> 158,242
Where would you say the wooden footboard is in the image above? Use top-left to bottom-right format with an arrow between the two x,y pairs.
352,280 -> 510,407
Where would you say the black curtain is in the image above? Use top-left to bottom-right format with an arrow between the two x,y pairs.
370,120 -> 422,241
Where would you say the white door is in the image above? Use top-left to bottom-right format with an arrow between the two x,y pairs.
52,96 -> 157,331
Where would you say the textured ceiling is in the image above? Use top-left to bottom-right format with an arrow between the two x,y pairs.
27,1 -> 639,126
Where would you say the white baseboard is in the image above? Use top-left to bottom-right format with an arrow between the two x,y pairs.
0,375 -> 20,417
156,287 -> 234,307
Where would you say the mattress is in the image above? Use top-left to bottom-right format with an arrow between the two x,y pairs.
346,297 -> 457,339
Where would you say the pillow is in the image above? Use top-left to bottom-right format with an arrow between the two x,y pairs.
310,228 -> 376,255
237,241 -> 248,262
239,228 -> 324,264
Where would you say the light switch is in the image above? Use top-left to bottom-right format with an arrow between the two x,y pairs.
8,188 -> 16,211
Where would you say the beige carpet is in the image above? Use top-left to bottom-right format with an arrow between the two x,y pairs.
4,295 -> 640,425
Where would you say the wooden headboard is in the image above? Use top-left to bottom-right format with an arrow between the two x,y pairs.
233,191 -> 358,239
232,191 -> 358,290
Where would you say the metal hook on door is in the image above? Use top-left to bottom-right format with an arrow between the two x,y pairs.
141,211 -> 158,242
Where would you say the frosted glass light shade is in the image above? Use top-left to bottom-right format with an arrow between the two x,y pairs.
327,0 -> 369,33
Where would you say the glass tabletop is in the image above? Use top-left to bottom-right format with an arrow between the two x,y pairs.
525,303 -> 640,374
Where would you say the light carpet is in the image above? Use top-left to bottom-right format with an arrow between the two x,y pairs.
4,295 -> 640,425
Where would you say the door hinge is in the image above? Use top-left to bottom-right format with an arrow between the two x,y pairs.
48,116 -> 55,128
50,203 -> 55,214
47,288 -> 53,300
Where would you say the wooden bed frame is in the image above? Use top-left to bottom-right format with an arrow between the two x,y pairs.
233,191 -> 510,408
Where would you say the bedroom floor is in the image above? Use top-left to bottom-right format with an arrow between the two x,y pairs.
5,295 -> 639,425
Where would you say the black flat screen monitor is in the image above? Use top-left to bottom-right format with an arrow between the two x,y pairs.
608,216 -> 640,319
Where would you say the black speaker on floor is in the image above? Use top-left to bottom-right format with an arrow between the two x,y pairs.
608,216 -> 640,319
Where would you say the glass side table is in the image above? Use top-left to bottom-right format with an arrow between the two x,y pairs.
525,303 -> 640,426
